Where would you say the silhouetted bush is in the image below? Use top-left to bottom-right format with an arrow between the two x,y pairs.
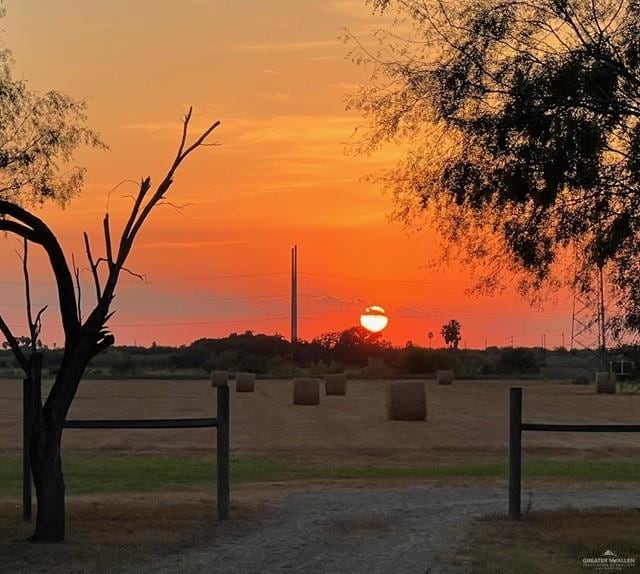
397,347 -> 456,374
496,348 -> 540,375
168,347 -> 209,370
108,350 -> 137,376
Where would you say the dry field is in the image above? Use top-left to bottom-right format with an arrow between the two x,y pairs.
2,378 -> 640,464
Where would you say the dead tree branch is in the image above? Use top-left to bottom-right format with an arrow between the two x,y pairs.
83,232 -> 101,302
72,253 -> 82,322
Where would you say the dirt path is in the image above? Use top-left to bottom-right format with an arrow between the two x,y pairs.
137,485 -> 640,574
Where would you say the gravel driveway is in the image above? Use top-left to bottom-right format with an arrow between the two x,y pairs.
144,485 -> 640,574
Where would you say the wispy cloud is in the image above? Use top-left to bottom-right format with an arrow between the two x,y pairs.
254,92 -> 291,103
118,121 -> 180,133
119,113 -> 358,143
330,0 -> 378,20
231,114 -> 358,144
391,304 -> 437,317
138,240 -> 250,249
234,39 -> 342,54
302,294 -> 368,311
304,55 -> 339,62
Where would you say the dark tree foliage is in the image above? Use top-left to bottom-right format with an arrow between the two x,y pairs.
441,319 -> 462,349
497,347 -> 541,374
312,326 -> 392,365
350,0 -> 640,336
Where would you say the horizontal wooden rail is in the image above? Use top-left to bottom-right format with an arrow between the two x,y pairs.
63,417 -> 218,430
509,386 -> 640,520
24,383 -> 230,523
522,423 -> 640,433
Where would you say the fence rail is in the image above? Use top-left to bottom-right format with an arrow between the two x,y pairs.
22,382 -> 230,522
509,386 -> 640,519
522,423 -> 640,433
64,418 -> 218,429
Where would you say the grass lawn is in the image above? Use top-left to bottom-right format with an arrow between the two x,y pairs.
467,509 -> 640,573
2,455 -> 640,497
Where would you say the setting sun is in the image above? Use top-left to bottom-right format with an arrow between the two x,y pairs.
360,305 -> 389,333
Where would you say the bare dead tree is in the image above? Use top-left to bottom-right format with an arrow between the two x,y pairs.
0,108 -> 220,542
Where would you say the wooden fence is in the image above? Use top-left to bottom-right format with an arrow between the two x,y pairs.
22,381 -> 230,521
509,386 -> 640,519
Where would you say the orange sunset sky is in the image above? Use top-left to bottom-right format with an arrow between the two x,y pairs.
0,1 -> 573,349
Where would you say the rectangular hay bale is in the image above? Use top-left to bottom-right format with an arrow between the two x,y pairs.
436,370 -> 454,385
236,372 -> 256,393
210,370 -> 229,387
386,381 -> 426,421
325,373 -> 347,396
572,373 -> 591,385
293,378 -> 320,405
596,371 -> 616,394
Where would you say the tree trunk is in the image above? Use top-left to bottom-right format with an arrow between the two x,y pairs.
29,415 -> 65,542
27,352 -> 91,543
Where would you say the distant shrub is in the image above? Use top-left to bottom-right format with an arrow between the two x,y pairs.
168,347 -> 209,370
497,348 -> 540,375
108,350 -> 137,376
308,359 -> 344,376
398,347 -> 456,374
480,358 -> 497,375
203,349 -> 239,373
237,354 -> 267,374
265,355 -> 293,377
400,347 -> 434,373
363,357 -> 392,378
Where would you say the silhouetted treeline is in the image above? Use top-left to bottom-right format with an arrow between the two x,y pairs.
1,328 -> 636,380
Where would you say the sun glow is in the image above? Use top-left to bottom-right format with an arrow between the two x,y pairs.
360,305 -> 389,333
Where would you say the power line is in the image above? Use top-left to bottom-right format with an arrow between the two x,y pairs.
0,294 -> 292,307
299,271 -> 469,288
0,271 -> 290,286
150,272 -> 289,284
5,317 -> 292,330
110,317 -> 290,328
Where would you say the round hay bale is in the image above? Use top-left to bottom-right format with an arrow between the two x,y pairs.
386,382 -> 426,421
210,370 -> 229,387
293,378 -> 320,405
436,370 -> 454,385
325,373 -> 347,396
572,373 -> 591,385
236,372 -> 256,393
596,372 -> 616,394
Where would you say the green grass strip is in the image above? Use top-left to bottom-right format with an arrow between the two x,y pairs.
1,455 -> 640,497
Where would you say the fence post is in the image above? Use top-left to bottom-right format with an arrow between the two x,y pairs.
22,378 -> 32,522
216,383 -> 230,520
509,387 -> 522,519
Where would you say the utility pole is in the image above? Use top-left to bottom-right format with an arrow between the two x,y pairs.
290,245 -> 298,364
